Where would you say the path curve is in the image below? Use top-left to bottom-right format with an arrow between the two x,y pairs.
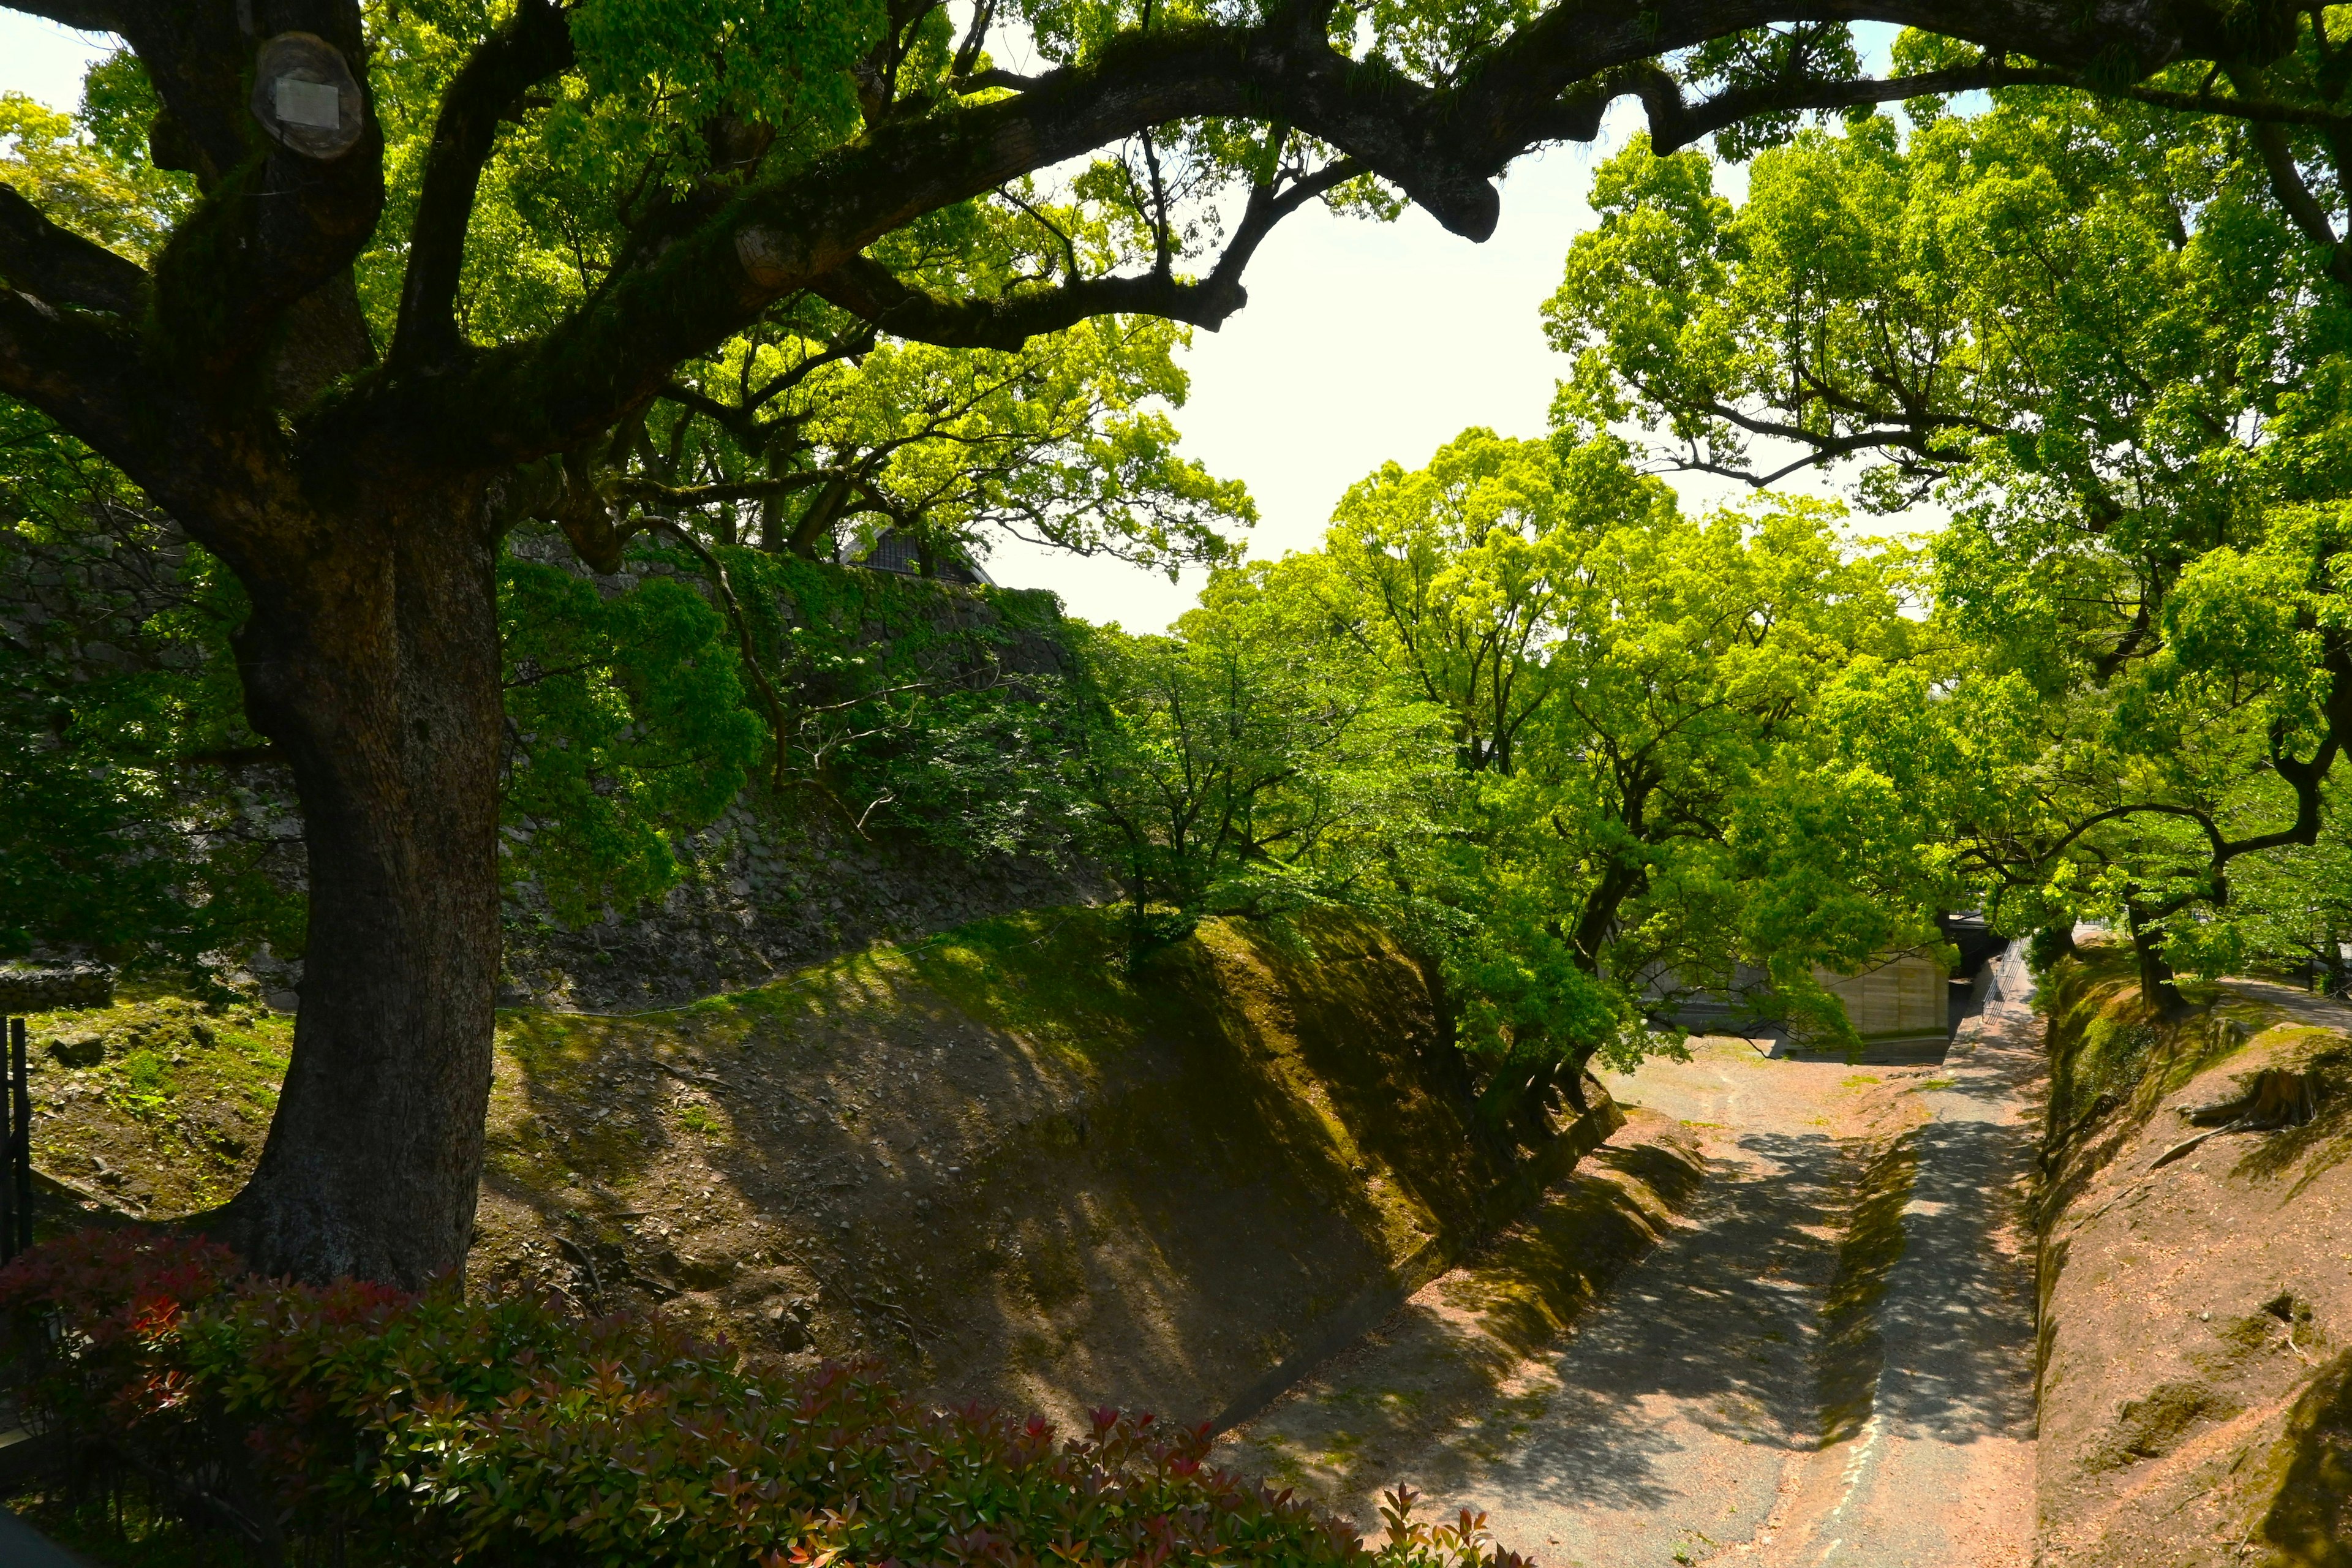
1228,956 -> 2045,1568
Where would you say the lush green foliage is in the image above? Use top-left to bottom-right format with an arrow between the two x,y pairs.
0,21 -> 1243,964
0,1229 -> 1526,1568
1545,81 -> 2352,1003
1327,433 -> 1942,1071
1074,424 -> 1945,1123
348,0 -> 1264,577
0,88 -> 189,262
1079,562 -> 1453,949
499,552 -> 766,924
0,503 -> 1102,966
0,448 -> 303,965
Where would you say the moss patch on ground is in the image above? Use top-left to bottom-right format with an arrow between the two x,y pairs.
15,990 -> 290,1219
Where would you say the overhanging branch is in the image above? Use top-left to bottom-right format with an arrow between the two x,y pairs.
0,290 -> 162,474
320,0 -> 2305,478
0,0 -> 115,28
0,184 -> 150,317
813,159 -> 1357,351
1558,57 -> 2352,157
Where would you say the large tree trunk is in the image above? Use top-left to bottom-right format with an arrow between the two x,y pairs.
211,489 -> 503,1286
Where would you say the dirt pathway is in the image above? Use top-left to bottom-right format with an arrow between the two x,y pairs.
1226,960 -> 2045,1568
1740,962 -> 2043,1567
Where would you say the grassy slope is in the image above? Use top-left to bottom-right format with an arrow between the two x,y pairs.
2036,951 -> 2352,1567
20,908 -> 1577,1428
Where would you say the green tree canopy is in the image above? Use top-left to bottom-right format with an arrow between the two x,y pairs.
1545,86 -> 2352,1007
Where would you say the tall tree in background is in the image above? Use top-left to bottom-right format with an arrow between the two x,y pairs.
0,0 -> 2325,1281
1082,558 -> 1452,951
1546,78 -> 2352,1009
1324,430 -> 1936,1099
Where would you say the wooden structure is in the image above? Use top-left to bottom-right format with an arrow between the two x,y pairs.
1814,948 -> 1950,1045
0,963 -> 113,1260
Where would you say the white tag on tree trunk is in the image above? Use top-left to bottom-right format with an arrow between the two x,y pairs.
274,78 -> 341,129
250,34 -> 363,160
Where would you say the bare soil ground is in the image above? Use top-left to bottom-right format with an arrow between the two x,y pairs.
2035,961 -> 2352,1567
1226,983 -> 2046,1568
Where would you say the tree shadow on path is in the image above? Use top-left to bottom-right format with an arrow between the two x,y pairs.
1457,1127 -> 1852,1517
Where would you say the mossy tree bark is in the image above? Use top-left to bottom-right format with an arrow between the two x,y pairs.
215,489 -> 505,1282
0,0 -> 2308,1283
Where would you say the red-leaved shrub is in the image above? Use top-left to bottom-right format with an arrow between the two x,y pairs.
0,1230 -> 1530,1568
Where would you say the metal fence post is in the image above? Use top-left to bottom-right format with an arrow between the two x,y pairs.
0,1016 -> 13,1262
7,1018 -> 26,1258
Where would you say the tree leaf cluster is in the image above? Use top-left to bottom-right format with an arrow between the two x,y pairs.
1545,65 -> 2352,1005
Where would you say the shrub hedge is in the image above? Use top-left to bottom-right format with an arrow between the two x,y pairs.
0,1231 -> 1528,1567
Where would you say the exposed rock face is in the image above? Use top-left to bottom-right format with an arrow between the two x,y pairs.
0,963 -> 114,1014
469,910 -> 1597,1429
499,804 -> 1103,1011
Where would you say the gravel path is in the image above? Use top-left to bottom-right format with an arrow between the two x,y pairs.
1230,957 -> 2045,1568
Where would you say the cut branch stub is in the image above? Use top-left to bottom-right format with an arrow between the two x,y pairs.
2151,1068 -> 2322,1167
2183,1068 -> 2320,1129
249,34 -> 365,162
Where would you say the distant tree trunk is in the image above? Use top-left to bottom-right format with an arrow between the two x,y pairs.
2126,904 -> 2188,1017
787,477 -> 852,559
1559,1049 -> 1594,1112
208,488 -> 503,1287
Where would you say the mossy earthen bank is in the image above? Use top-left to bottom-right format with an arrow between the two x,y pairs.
13,908 -> 1622,1428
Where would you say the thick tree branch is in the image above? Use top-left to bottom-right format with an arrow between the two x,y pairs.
2227,60 -> 2352,290
0,292 -> 165,475
949,0 -> 997,80
50,0 -> 388,395
148,145 -> 386,390
114,1 -> 355,191
0,184 -> 150,316
1560,57 -> 2352,157
2219,735 -> 2340,858
390,0 -> 576,369
321,0 -> 2306,478
0,0 -> 115,27
812,159 -> 1357,350
609,472 -> 839,506
1438,0 -> 2264,172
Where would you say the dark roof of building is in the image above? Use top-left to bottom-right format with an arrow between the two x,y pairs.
851,529 -> 994,587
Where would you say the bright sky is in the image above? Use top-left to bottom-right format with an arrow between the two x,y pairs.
0,12 -> 1904,630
